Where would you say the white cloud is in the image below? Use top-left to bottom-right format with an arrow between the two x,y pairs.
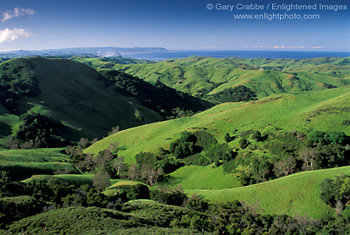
2,8 -> 35,23
0,28 -> 30,44
2,12 -> 12,23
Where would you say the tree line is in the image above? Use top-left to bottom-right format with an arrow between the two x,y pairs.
1,170 -> 350,234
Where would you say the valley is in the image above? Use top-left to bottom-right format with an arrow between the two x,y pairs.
0,55 -> 349,234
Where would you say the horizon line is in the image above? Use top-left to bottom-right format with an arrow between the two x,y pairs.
0,47 -> 349,53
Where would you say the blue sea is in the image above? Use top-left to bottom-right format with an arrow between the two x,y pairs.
125,50 -> 350,61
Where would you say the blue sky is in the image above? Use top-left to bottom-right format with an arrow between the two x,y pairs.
0,0 -> 349,51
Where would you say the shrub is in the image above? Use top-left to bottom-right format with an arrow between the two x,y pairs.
208,85 -> 257,103
239,138 -> 250,149
0,61 -> 40,113
150,187 -> 187,206
16,113 -> 68,148
135,152 -> 158,168
0,196 -> 44,226
252,131 -> 262,141
320,175 -> 350,210
125,184 -> 149,200
184,194 -> 209,213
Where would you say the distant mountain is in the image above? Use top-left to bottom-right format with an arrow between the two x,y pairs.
0,47 -> 168,58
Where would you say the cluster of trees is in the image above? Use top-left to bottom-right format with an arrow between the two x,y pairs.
0,61 -> 40,113
124,194 -> 350,234
2,169 -> 350,234
68,128 -> 349,189
126,149 -> 185,186
0,168 -> 190,230
0,196 -> 44,226
207,85 -> 257,103
67,142 -> 180,188
0,171 -> 113,228
320,175 -> 350,213
66,130 -> 235,188
2,113 -> 69,149
66,144 -> 125,182
223,130 -> 350,185
16,113 -> 68,148
169,131 -> 235,166
67,143 -> 170,187
131,128 -> 348,187
116,184 -> 188,207
98,69 -> 212,119
108,129 -> 349,187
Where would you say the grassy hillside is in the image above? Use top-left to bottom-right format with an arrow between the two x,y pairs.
163,165 -> 240,190
22,174 -> 124,188
0,57 -> 164,143
1,55 -> 349,232
0,57 -> 213,145
187,166 -> 350,219
17,155 -> 350,219
86,56 -> 350,99
86,87 -> 350,162
70,56 -> 155,67
0,148 -> 78,180
7,205 -> 202,235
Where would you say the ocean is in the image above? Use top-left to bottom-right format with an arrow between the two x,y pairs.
125,50 -> 350,61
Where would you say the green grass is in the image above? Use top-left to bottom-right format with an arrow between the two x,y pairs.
124,199 -> 157,205
0,148 -> 78,180
70,56 -> 154,68
23,174 -> 119,188
102,56 -> 350,98
109,179 -> 147,189
8,207 -> 140,234
84,87 -> 350,219
0,57 -> 163,142
187,166 -> 350,219
86,88 -> 350,163
1,161 -> 77,181
0,148 -> 68,162
163,165 -> 240,190
103,180 -> 148,197
1,55 -> 349,224
52,174 -> 95,186
0,114 -> 20,140
8,206 -> 202,235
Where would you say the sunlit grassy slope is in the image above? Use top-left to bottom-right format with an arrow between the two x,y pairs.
162,165 -> 241,190
83,56 -> 350,98
86,87 -> 350,163
187,166 -> 350,219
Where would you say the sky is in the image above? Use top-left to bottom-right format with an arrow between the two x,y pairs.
0,0 -> 349,51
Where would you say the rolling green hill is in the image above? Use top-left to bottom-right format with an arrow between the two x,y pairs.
163,165 -> 241,190
70,56 -> 155,67
0,57 -> 211,145
0,57 -> 163,142
187,166 -> 350,219
6,206 -> 202,235
86,87 -> 350,161
0,55 -> 349,233
86,56 -> 350,99
83,87 -> 350,220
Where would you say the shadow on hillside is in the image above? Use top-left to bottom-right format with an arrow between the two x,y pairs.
160,175 -> 183,187
0,122 -> 12,138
